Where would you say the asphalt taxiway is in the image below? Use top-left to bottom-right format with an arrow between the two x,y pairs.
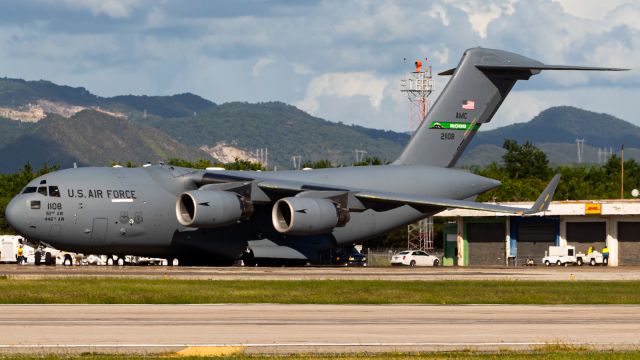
1,264 -> 640,281
0,304 -> 638,354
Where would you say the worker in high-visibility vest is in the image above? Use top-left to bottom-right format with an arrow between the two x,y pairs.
602,247 -> 609,265
587,246 -> 594,255
16,244 -> 25,265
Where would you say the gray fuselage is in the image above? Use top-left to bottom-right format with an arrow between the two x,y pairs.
5,164 -> 498,263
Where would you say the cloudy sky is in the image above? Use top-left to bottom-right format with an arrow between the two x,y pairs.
0,0 -> 638,131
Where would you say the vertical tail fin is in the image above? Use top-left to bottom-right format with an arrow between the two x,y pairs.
393,47 -> 626,168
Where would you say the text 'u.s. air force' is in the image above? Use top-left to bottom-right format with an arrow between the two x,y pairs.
67,189 -> 137,199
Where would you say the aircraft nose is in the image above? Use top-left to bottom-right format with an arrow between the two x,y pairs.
5,197 -> 23,231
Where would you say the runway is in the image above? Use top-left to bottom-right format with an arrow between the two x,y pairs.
0,304 -> 638,354
2,264 -> 640,281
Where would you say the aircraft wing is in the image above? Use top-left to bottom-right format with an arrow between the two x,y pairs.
199,170 -> 560,215
356,174 -> 560,215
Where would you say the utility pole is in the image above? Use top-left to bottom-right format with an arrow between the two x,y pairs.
292,155 -> 302,170
621,145 -> 625,199
576,138 -> 585,163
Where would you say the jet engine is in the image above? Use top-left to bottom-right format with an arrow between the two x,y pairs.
176,190 -> 253,228
272,197 -> 350,235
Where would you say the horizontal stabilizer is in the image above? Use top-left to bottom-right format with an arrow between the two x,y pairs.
476,64 -> 629,72
440,65 -> 628,76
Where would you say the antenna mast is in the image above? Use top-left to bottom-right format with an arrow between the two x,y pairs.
400,58 -> 434,133
401,57 -> 435,251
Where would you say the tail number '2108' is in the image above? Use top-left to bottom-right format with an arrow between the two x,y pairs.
441,133 -> 455,140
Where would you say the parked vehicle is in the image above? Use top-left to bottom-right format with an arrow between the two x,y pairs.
576,251 -> 606,266
0,235 -> 27,263
391,250 -> 440,267
332,246 -> 367,266
542,245 -> 577,266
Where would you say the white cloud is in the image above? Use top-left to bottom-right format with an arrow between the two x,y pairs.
292,63 -> 314,75
296,72 -> 389,115
446,0 -> 515,38
1,0 -> 638,132
252,57 -> 275,77
59,0 -> 143,18
553,0 -> 630,20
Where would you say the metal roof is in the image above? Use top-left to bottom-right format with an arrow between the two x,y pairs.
435,199 -> 640,217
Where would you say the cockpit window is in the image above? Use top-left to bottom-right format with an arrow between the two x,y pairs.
37,186 -> 48,196
49,186 -> 60,197
22,186 -> 37,194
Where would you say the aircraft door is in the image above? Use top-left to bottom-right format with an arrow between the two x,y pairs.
91,218 -> 108,243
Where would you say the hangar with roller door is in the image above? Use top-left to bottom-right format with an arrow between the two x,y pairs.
617,222 -> 640,266
566,221 -> 606,254
466,221 -> 506,265
437,200 -> 640,267
511,217 -> 559,265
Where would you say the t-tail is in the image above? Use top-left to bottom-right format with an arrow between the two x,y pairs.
393,47 -> 627,168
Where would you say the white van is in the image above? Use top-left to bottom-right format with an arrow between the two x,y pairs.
542,245 -> 577,266
0,235 -> 26,263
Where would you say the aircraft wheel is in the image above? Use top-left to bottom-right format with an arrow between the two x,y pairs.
117,257 -> 125,266
45,252 -> 53,266
410,260 -> 416,267
433,259 -> 440,266
34,251 -> 42,266
544,260 -> 550,266
63,255 -> 73,266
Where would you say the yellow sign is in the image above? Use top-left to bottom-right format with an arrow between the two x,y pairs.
585,203 -> 602,215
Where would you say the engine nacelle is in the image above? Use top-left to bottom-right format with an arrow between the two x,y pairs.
272,197 -> 350,235
176,190 -> 253,228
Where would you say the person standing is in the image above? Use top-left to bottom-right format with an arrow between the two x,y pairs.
602,246 -> 609,265
16,244 -> 25,265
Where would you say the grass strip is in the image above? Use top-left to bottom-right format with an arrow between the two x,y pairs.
3,350 -> 640,359
0,279 -> 639,304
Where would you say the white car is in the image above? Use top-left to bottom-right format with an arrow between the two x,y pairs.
391,250 -> 440,267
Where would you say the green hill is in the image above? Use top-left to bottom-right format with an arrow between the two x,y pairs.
2,76 -> 640,171
139,101 -> 407,168
459,107 -> 639,166
0,110 -> 212,172
0,77 -> 216,118
472,106 -> 640,148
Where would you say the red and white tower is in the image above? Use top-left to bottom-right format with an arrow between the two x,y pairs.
401,58 -> 435,251
400,59 -> 434,134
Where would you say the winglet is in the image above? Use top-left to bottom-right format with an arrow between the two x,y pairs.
525,174 -> 561,215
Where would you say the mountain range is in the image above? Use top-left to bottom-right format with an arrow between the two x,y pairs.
0,76 -> 638,173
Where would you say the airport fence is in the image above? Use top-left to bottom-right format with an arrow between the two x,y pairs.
364,249 -> 395,267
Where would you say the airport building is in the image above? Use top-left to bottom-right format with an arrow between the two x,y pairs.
436,199 -> 640,267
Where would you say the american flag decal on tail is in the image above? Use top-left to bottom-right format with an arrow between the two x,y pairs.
462,100 -> 475,110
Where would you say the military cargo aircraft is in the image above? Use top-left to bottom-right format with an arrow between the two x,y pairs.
5,48 -> 625,265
